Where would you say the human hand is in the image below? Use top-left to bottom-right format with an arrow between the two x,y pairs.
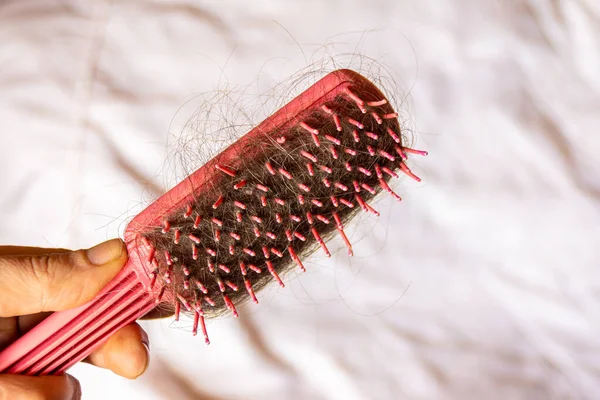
0,239 -> 150,400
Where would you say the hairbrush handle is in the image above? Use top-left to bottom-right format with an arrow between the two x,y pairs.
0,233 -> 158,376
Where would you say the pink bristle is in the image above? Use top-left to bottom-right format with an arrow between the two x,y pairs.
335,182 -> 348,191
288,246 -> 306,272
320,165 -> 332,174
300,150 -> 318,162
310,132 -> 320,146
218,264 -> 230,273
400,163 -> 422,182
333,212 -> 353,256
188,234 -> 201,244
325,135 -> 341,145
345,87 -> 367,113
147,247 -> 156,263
387,127 -> 401,143
371,112 -> 383,124
271,248 -> 283,258
174,302 -> 181,322
278,168 -> 293,179
266,261 -> 284,287
244,279 -> 259,303
177,294 -> 192,312
215,164 -> 237,177
316,215 -> 330,224
149,270 -> 158,289
223,295 -> 239,317
367,99 -> 387,106
249,264 -> 262,274
365,132 -> 379,140
330,196 -> 339,207
234,180 -> 247,189
311,227 -> 331,257
239,262 -> 247,276
361,183 -> 376,194
403,147 -> 429,156
294,231 -> 307,241
340,198 -> 354,208
348,118 -> 364,129
204,296 -> 215,307
195,280 -> 208,294
355,194 -> 380,216
193,215 -> 202,229
379,150 -> 395,161
265,162 -> 276,175
256,184 -> 269,192
329,146 -> 339,159
300,121 -> 319,135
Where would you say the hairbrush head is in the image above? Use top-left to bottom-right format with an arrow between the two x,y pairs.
131,69 -> 426,337
0,69 -> 426,376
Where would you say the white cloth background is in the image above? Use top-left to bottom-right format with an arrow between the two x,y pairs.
1,1 -> 599,399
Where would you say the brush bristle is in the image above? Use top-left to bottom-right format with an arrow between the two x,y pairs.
141,71 -> 426,343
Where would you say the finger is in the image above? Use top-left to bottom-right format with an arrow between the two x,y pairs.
84,322 -> 149,379
0,318 -> 17,351
0,247 -> 70,257
0,373 -> 81,400
18,312 -> 53,335
0,239 -> 127,317
1,313 -> 52,351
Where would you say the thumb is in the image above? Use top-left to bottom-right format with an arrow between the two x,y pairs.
0,239 -> 127,318
0,373 -> 81,400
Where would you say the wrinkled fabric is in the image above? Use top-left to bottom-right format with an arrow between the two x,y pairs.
0,1 -> 599,399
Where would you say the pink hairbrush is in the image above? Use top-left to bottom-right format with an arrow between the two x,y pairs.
0,69 -> 426,376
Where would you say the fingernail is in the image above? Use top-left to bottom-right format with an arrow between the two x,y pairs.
142,340 -> 150,369
141,329 -> 150,349
141,330 -> 150,371
85,239 -> 125,266
66,374 -> 83,400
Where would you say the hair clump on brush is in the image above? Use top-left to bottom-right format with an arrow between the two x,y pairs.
141,69 -> 427,343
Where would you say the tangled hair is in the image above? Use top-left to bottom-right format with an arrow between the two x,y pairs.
137,66 -> 425,340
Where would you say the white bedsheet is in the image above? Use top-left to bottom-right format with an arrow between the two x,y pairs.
1,1 -> 599,399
